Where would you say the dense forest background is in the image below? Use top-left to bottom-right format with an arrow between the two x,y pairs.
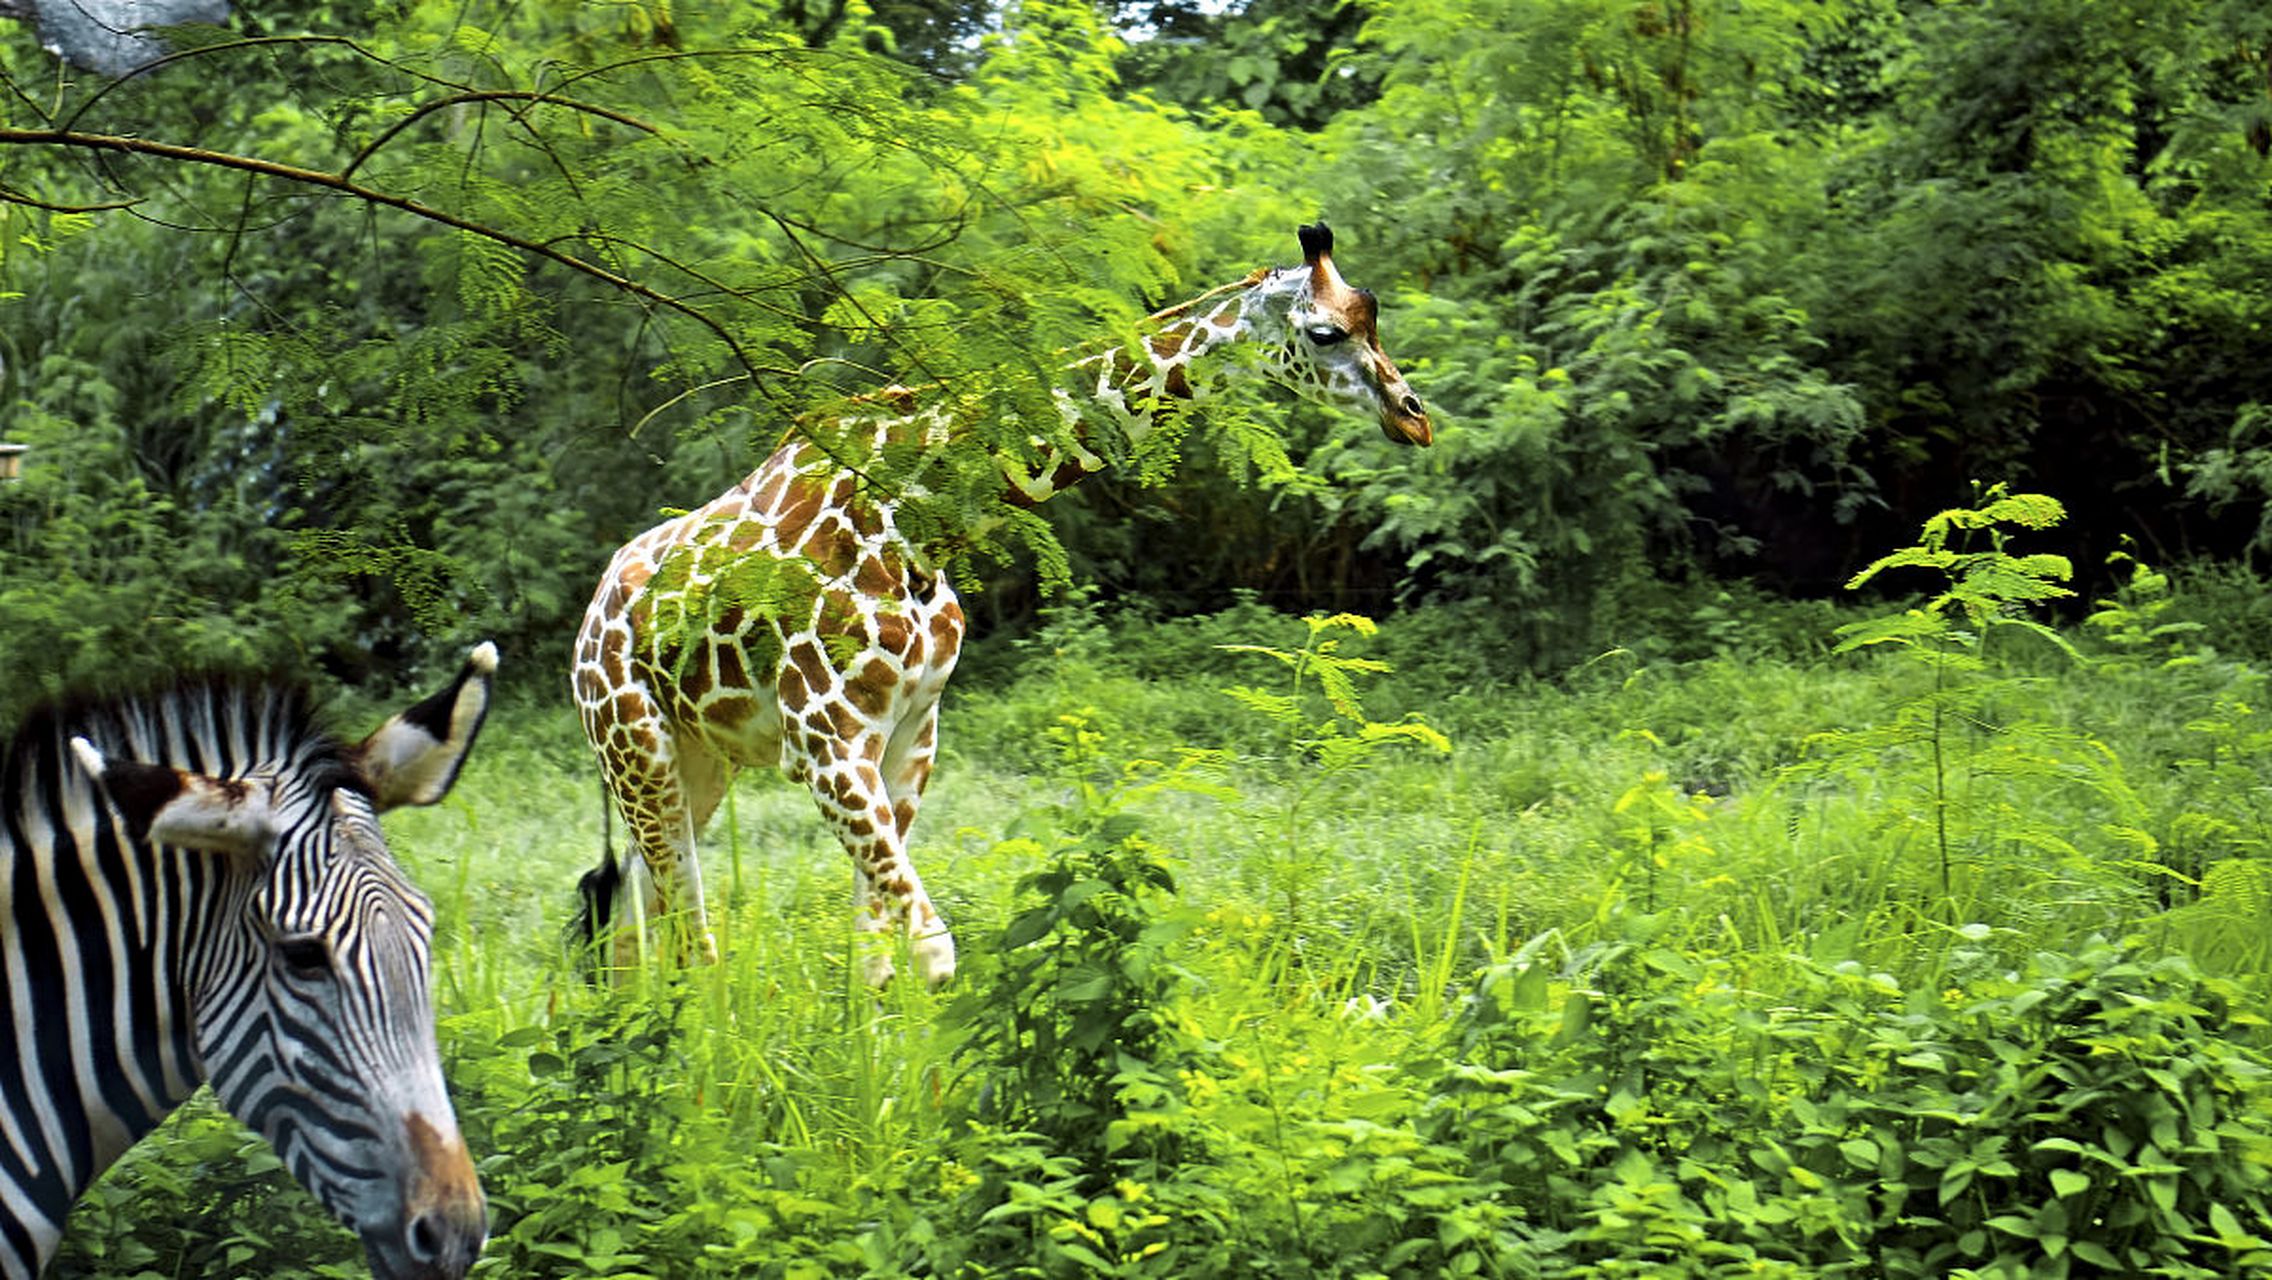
12,6 -> 2272,1278
2,0 -> 2267,713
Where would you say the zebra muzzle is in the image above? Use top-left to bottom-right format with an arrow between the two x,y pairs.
370,1112 -> 486,1279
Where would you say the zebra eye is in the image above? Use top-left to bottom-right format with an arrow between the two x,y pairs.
274,935 -> 333,980
1306,324 -> 1349,347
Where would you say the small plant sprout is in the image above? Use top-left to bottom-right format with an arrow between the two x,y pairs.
1220,612 -> 1451,934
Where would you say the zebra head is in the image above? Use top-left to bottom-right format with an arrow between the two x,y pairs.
69,644 -> 498,1280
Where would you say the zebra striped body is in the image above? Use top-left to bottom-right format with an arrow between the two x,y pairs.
0,646 -> 496,1279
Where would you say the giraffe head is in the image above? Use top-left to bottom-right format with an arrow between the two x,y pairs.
1272,222 -> 1432,447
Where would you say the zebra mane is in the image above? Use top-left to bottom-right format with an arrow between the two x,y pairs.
2,674 -> 369,804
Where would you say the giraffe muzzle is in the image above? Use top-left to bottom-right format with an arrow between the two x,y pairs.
1381,390 -> 1433,447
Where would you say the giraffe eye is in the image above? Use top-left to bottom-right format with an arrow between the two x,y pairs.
1306,324 -> 1349,347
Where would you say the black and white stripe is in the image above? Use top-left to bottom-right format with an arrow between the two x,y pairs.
0,646 -> 496,1280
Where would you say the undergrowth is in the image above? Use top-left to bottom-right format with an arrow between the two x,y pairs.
50,490 -> 2272,1277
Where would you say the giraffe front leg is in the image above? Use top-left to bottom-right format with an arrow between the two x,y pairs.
884,700 -> 955,989
849,862 -> 895,989
805,750 -> 953,989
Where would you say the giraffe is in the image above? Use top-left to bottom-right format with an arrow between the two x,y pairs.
569,223 -> 1430,988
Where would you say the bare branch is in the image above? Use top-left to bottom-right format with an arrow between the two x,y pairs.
0,126 -> 778,399
0,179 -> 138,212
340,90 -> 671,182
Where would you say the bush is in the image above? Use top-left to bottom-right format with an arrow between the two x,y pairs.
1433,927 -> 2272,1278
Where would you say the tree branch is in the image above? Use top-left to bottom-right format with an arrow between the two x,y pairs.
340,90 -> 670,182
0,179 -> 138,213
0,126 -> 775,395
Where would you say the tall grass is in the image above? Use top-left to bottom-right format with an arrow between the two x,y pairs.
51,545 -> 2272,1277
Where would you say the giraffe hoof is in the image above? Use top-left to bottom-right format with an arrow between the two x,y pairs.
915,929 -> 957,990
859,950 -> 896,989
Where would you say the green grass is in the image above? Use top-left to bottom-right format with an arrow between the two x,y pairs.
54,575 -> 2272,1278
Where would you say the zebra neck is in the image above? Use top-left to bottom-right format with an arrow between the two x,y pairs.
1,813 -> 231,1269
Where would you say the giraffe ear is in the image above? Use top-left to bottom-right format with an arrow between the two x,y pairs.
71,738 -> 280,859
353,642 -> 498,812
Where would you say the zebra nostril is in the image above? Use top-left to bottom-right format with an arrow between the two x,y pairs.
406,1210 -> 445,1262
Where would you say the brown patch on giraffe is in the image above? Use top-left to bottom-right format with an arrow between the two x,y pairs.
779,667 -> 810,711
714,642 -> 748,690
1163,363 -> 1193,399
824,702 -> 863,740
708,696 -> 758,732
806,518 -> 857,578
804,710 -> 833,736
927,603 -> 965,651
751,468 -> 789,515
854,555 -> 900,597
915,720 -> 935,749
574,667 -> 609,704
778,472 -> 827,534
789,641 -> 831,694
715,605 -> 746,636
874,611 -> 912,656
847,499 -> 884,538
844,658 -> 895,718
845,815 -> 873,836
680,653 -> 715,701
817,589 -> 863,634
892,799 -> 917,835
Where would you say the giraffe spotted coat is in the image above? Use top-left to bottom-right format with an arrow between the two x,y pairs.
572,223 -> 1429,987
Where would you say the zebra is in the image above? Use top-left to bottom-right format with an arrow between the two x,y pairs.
0,644 -> 498,1280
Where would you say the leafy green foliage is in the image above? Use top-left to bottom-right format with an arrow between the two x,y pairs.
1798,486 -> 2152,913
1219,610 -> 1450,934
44,592 -> 2272,1278
1437,928 -> 2272,1277
0,0 -> 1280,693
11,0 -> 2272,1272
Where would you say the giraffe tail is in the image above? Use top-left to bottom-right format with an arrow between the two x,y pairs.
566,776 -> 622,979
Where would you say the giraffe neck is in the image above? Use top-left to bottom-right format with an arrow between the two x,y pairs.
998,266 -> 1299,506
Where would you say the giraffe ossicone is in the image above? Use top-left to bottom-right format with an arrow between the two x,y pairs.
570,223 -> 1430,987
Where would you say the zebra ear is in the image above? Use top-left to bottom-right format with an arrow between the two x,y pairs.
353,642 -> 497,812
70,738 -> 280,858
